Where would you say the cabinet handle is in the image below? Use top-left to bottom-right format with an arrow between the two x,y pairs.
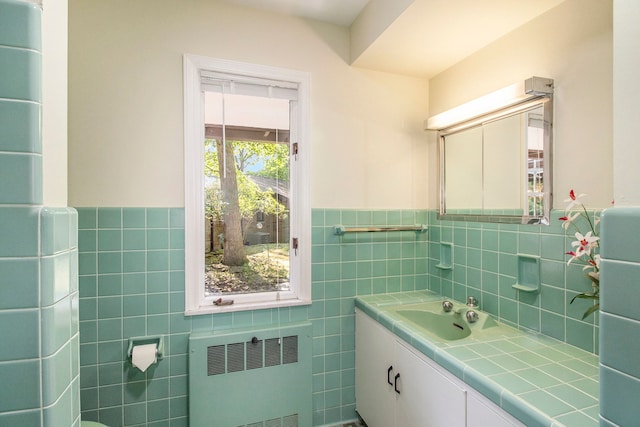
394,373 -> 401,394
387,366 -> 393,385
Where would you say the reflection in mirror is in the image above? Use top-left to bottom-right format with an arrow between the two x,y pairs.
444,127 -> 482,209
527,110 -> 545,216
431,77 -> 553,224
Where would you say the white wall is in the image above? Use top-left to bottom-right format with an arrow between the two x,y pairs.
428,0 -> 613,209
613,0 -> 640,206
42,0 -> 68,206
349,0 -> 413,64
68,0 -> 429,209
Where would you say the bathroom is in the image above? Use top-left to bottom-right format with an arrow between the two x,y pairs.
0,0 -> 638,425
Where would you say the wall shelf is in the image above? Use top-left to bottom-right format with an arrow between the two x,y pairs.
512,254 -> 541,293
435,242 -> 453,270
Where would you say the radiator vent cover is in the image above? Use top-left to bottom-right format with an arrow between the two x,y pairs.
265,338 -> 281,367
247,338 -> 263,370
207,335 -> 299,375
283,335 -> 298,364
206,345 -> 225,376
239,413 -> 298,427
189,322 -> 312,427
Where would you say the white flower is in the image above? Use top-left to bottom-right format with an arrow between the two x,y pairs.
564,189 -> 587,212
560,211 -> 580,230
571,231 -> 599,257
584,254 -> 601,271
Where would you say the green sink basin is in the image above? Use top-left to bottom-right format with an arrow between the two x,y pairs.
385,300 -> 506,341
395,309 -> 472,340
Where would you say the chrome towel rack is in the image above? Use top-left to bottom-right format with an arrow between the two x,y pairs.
333,224 -> 427,235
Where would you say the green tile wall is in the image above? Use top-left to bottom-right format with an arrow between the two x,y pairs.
427,210 -> 600,354
0,0 -> 42,206
310,209 -> 429,425
0,2 -> 80,426
0,207 -> 79,427
599,207 -> 640,426
77,206 -> 603,426
77,207 -> 429,426
78,207 -> 190,427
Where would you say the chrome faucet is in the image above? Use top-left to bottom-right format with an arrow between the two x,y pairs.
444,298 -> 479,323
465,310 -> 479,323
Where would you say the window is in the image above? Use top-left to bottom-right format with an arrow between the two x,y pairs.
183,55 -> 311,314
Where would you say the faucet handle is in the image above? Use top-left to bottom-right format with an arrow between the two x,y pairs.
466,296 -> 478,308
442,300 -> 454,312
466,310 -> 479,323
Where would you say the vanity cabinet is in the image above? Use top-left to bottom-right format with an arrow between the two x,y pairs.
355,309 -> 466,427
354,309 -> 396,427
355,309 -> 524,427
467,393 -> 519,427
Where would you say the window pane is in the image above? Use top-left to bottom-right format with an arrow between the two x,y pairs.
203,92 -> 291,296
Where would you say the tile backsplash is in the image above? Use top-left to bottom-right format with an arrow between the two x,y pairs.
426,210 -> 600,353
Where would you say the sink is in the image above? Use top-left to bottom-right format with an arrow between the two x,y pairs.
385,300 -> 504,341
395,309 -> 471,340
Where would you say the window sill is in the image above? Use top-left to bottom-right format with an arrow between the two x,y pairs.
184,296 -> 312,316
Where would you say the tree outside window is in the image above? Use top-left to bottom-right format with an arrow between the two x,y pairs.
203,92 -> 291,296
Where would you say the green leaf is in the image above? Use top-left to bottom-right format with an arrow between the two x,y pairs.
581,303 -> 600,320
570,293 -> 599,303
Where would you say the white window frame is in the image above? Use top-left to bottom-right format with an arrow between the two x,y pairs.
183,54 -> 311,315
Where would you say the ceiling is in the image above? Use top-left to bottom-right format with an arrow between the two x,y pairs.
222,0 -> 369,27
222,0 -> 566,78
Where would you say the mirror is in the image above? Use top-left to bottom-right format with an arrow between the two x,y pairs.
432,78 -> 553,224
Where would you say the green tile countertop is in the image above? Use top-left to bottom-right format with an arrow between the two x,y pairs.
355,291 -> 599,427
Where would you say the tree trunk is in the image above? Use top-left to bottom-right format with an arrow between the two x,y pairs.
216,140 -> 246,266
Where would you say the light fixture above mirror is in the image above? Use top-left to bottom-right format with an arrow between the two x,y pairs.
427,77 -> 554,225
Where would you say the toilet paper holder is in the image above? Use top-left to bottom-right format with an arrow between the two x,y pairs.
127,336 -> 165,362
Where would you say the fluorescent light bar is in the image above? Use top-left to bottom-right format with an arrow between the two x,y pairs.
426,77 -> 553,130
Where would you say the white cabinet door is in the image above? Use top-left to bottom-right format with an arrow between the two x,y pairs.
467,391 -> 524,427
356,309 -> 526,427
394,340 -> 467,427
355,310 -> 396,427
356,310 -> 467,427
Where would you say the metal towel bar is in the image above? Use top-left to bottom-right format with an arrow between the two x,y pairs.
333,224 -> 427,235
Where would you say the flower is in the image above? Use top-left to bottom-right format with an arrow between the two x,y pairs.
561,189 -> 601,319
564,189 -> 587,212
559,211 -> 579,230
570,231 -> 599,257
